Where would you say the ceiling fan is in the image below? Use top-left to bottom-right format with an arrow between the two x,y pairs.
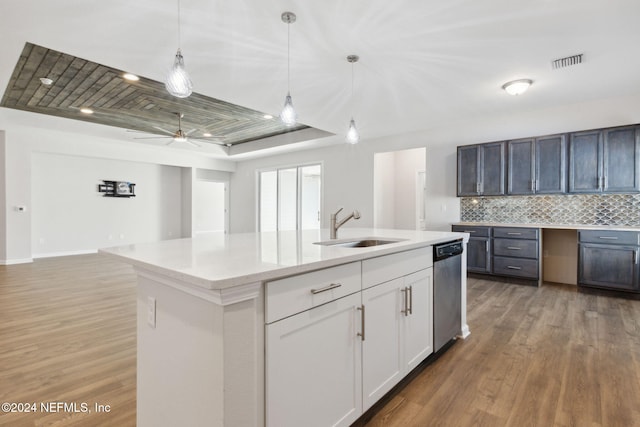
129,112 -> 226,147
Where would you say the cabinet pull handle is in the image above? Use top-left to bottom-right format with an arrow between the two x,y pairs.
507,232 -> 522,236
530,180 -> 534,191
507,266 -> 522,270
603,176 -> 607,189
401,287 -> 409,316
634,250 -> 638,265
476,182 -> 480,194
464,230 -> 477,233
535,179 -> 539,191
485,241 -> 489,252
506,246 -> 522,250
408,286 -> 413,315
357,305 -> 365,341
310,283 -> 342,294
598,236 -> 619,240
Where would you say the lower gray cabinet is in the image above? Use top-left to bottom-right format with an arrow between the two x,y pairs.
451,225 -> 490,273
578,230 -> 640,292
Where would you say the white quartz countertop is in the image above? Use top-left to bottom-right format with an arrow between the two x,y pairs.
100,228 -> 467,291
453,222 -> 640,232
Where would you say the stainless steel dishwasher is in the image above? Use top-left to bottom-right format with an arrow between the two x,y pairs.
433,240 -> 463,352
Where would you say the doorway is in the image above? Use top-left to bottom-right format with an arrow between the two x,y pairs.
193,180 -> 228,234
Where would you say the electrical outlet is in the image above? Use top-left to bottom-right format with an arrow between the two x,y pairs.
147,297 -> 156,328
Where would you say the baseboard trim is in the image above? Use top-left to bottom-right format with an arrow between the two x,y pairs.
33,249 -> 98,259
0,258 -> 34,265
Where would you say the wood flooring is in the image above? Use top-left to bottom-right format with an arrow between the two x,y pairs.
2,255 -> 640,426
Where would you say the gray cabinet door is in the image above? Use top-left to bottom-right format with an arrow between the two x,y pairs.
603,126 -> 640,192
480,142 -> 506,196
579,243 -> 639,291
457,145 -> 480,196
569,130 -> 602,193
507,139 -> 535,195
467,237 -> 490,273
536,135 -> 566,194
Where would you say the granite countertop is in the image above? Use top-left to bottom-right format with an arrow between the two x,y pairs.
100,228 -> 468,291
453,222 -> 640,232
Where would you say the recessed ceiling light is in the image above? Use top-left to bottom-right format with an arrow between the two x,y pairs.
502,79 -> 533,96
123,73 -> 140,81
80,108 -> 94,114
203,132 -> 212,137
263,114 -> 274,119
39,77 -> 53,86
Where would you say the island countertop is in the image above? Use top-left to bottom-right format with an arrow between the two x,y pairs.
99,228 -> 468,291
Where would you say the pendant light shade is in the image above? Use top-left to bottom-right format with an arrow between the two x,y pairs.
345,55 -> 360,144
165,49 -> 193,98
280,12 -> 297,126
165,0 -> 192,98
280,92 -> 297,126
346,118 -> 359,145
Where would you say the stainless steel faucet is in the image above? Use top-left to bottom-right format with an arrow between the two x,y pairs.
330,207 -> 361,239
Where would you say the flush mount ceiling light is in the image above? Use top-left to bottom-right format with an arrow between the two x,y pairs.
280,11 -> 297,126
502,79 -> 533,96
39,77 -> 53,86
165,0 -> 193,98
345,55 -> 360,145
123,73 -> 140,82
80,107 -> 94,114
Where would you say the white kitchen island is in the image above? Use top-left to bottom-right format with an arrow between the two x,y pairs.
100,228 -> 469,427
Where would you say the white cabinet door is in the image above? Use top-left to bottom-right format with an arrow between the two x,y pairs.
402,268 -> 433,373
361,278 -> 403,411
266,293 -> 362,427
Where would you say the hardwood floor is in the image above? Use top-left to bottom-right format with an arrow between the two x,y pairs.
0,255 -> 137,426
2,256 -> 640,426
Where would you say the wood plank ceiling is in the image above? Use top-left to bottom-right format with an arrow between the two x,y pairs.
0,42 -> 314,147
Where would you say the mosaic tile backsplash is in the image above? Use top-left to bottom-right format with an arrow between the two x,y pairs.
460,194 -> 640,226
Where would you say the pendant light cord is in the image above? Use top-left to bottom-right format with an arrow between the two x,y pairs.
351,62 -> 355,117
177,0 -> 182,49
287,21 -> 291,93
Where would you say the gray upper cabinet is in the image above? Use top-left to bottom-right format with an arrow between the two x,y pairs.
507,135 -> 566,195
507,139 -> 535,194
569,126 -> 640,193
457,142 -> 505,196
603,126 -> 640,192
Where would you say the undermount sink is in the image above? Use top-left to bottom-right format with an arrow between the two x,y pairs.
314,237 -> 407,248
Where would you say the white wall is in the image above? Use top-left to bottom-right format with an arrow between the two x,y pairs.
393,148 -> 426,230
373,151 -> 395,228
0,108 -> 235,263
230,93 -> 640,234
31,153 -> 183,257
193,180 -> 226,233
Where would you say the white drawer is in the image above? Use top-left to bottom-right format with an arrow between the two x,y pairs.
362,246 -> 432,289
266,262 -> 361,323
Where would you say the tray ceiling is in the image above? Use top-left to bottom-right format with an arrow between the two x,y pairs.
1,42 -> 326,149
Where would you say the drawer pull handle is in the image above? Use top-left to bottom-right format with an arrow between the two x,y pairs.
464,230 -> 477,233
507,266 -> 522,270
357,305 -> 365,341
598,236 -> 619,240
507,232 -> 522,235
506,246 -> 522,250
310,283 -> 342,294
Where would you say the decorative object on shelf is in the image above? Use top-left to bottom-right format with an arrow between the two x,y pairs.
279,11 -> 297,126
165,0 -> 193,98
345,54 -> 360,144
98,180 -> 136,198
501,79 -> 532,96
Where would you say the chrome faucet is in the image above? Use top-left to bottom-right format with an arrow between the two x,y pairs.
330,207 -> 361,239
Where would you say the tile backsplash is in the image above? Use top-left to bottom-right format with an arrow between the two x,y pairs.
460,194 -> 640,226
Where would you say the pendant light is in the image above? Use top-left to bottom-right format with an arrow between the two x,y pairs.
345,55 -> 360,144
280,12 -> 297,126
165,0 -> 193,98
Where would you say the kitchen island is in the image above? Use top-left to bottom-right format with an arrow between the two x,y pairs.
100,228 -> 469,427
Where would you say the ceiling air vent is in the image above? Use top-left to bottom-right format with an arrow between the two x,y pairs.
551,54 -> 583,69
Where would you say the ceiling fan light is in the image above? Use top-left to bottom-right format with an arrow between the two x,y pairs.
165,49 -> 193,98
280,93 -> 297,126
502,79 -> 532,96
346,118 -> 360,144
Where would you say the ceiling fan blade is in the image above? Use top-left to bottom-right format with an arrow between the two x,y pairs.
126,129 -> 154,134
134,136 -> 172,140
186,139 -> 202,147
153,126 -> 175,136
190,138 -> 227,147
185,128 -> 198,136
